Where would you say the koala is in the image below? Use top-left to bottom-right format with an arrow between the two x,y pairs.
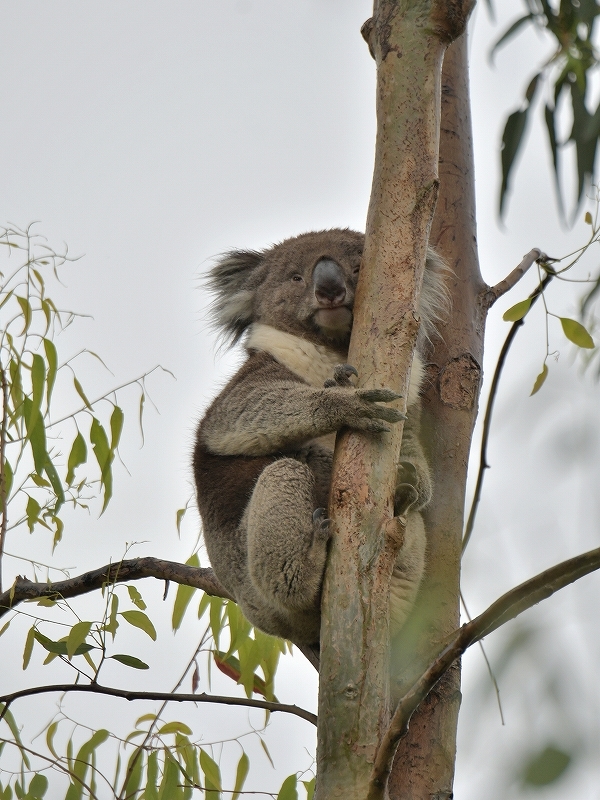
193,229 -> 447,647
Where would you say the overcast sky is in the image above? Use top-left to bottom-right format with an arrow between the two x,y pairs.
1,2 -> 600,798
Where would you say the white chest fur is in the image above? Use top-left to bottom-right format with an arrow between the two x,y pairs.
246,323 -> 424,408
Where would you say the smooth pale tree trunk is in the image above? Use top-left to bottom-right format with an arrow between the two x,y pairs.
315,3 -> 474,800
388,30 -> 485,799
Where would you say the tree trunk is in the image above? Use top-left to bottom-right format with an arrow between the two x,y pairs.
388,29 -> 485,800
315,3 -> 474,799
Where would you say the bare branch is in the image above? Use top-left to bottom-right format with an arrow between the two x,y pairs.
369,545 -> 600,795
0,557 -> 234,619
0,682 -> 317,726
463,272 -> 554,552
484,248 -> 546,306
0,556 -> 320,671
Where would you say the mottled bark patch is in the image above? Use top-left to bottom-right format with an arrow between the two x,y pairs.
438,353 -> 480,410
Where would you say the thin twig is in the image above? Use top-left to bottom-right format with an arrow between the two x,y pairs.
463,272 -> 554,552
368,545 -> 600,797
0,683 -> 317,726
484,248 -> 545,306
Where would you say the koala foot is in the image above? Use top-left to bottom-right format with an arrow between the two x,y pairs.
324,363 -> 358,388
394,484 -> 419,516
312,507 -> 331,543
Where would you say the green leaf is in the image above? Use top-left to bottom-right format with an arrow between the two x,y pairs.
172,584 -> 196,632
232,752 -> 249,800
0,620 -> 10,637
25,496 -> 43,533
585,211 -> 593,224
90,417 -> 113,512
500,104 -> 533,217
33,630 -> 93,656
23,627 -> 35,669
531,364 -> 549,395
277,774 -> 298,800
73,377 -> 93,410
158,721 -> 193,736
103,593 -> 119,637
489,14 -> 533,62
522,745 -> 571,786
127,585 -> 147,610
46,720 -> 60,759
31,354 -> 46,414
66,621 -> 92,658
24,398 -> 47,474
28,774 -> 48,798
560,317 -> 595,348
259,737 -> 274,768
110,654 -> 150,670
544,104 -> 564,218
1,461 -> 13,512
302,777 -> 316,800
43,455 -> 65,511
120,610 -> 157,640
42,339 -> 58,406
200,749 -> 222,795
16,296 -> 32,335
503,298 -> 532,322
66,432 -> 87,485
110,405 -> 124,450
145,750 -> 159,800
122,748 -> 144,798
569,82 -> 599,210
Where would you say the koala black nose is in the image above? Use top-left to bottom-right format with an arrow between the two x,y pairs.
313,258 -> 347,307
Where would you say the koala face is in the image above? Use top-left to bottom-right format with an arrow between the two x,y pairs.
208,229 -> 364,348
252,230 -> 363,346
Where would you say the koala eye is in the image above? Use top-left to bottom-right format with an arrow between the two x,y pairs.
291,274 -> 304,283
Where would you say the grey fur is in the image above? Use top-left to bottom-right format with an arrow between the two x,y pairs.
194,229 -> 446,646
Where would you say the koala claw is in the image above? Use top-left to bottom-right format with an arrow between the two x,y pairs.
394,483 -> 419,516
312,507 -> 331,542
325,363 -> 359,388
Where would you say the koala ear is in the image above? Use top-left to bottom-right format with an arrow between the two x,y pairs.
207,250 -> 263,345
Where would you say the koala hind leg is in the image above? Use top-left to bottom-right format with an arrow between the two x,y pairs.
390,510 -> 426,635
247,458 -> 330,613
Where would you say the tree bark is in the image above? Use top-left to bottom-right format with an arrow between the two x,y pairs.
315,3 -> 474,799
388,29 -> 485,800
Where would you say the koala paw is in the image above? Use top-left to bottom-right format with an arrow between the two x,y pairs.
395,461 -> 431,513
312,507 -> 331,543
324,363 -> 358,388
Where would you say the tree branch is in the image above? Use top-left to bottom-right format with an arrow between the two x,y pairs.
0,683 -> 317,726
483,248 -> 546,307
463,272 -> 554,552
0,557 -> 234,618
0,556 -> 321,671
369,545 -> 600,796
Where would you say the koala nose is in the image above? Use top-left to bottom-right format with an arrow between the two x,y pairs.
313,258 -> 347,307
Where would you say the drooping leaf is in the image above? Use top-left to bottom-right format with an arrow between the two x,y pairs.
531,364 -> 549,395
277,774 -> 298,800
127,585 -> 147,610
73,377 -> 93,410
302,777 -> 316,800
199,749 -> 222,795
22,626 -> 35,669
28,774 -> 48,799
232,752 -> 250,800
158,721 -> 193,736
569,82 -> 599,211
66,621 -> 92,658
42,339 -> 58,407
522,745 -> 571,786
46,720 -> 60,759
489,14 -> 533,62
16,296 -> 32,335
560,317 -> 595,347
43,455 -> 65,511
31,354 -> 46,414
503,298 -> 532,321
544,104 -> 564,218
500,107 -> 532,217
110,654 -> 150,670
109,405 -> 124,450
120,610 -> 157,640
66,432 -> 87,485
122,747 -> 144,799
